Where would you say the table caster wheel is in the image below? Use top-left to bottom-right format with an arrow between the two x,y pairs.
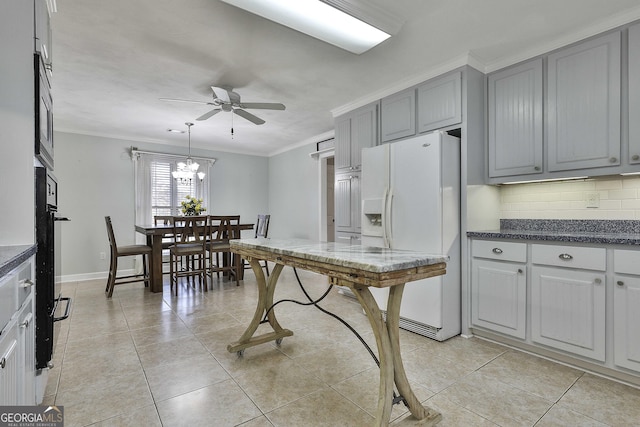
275,338 -> 283,346
237,350 -> 244,357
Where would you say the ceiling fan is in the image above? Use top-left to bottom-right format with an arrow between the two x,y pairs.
160,86 -> 286,125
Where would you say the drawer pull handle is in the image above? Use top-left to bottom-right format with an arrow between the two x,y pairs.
594,278 -> 602,284
558,253 -> 573,261
517,269 -> 523,274
617,280 -> 624,287
0,358 -> 5,369
633,155 -> 640,161
19,279 -> 34,288
20,319 -> 30,328
610,157 -> 618,163
534,166 -> 541,171
492,248 -> 503,254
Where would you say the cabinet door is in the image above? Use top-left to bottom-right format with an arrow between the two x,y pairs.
471,259 -> 526,339
547,32 -> 621,171
417,71 -> 462,133
334,172 -> 360,233
17,299 -> 35,405
629,23 -> 640,164
613,275 -> 640,372
381,88 -> 415,142
0,323 -> 19,405
488,59 -> 543,177
531,266 -> 605,361
334,116 -> 351,171
34,0 -> 52,65
351,104 -> 377,169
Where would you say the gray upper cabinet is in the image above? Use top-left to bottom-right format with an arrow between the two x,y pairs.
334,102 -> 378,172
417,71 -> 462,133
34,0 -> 52,65
381,88 -> 415,142
547,32 -> 621,172
488,59 -> 543,178
629,23 -> 640,164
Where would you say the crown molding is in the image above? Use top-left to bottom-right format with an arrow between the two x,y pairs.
331,52 -> 484,118
485,8 -> 640,73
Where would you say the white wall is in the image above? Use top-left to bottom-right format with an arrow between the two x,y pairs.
55,131 -> 269,279
500,175 -> 640,219
268,143 -> 320,240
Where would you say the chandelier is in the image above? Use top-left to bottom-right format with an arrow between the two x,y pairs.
172,122 -> 205,183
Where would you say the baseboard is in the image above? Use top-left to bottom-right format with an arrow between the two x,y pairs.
57,269 -> 135,284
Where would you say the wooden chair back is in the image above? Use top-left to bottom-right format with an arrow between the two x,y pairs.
105,216 -> 118,256
209,215 -> 241,241
172,215 -> 209,246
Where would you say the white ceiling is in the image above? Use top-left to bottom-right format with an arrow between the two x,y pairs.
51,0 -> 640,156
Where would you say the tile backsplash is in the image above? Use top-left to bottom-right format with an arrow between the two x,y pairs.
500,175 -> 640,219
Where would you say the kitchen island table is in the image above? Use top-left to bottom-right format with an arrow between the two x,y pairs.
228,238 -> 447,426
135,222 -> 254,292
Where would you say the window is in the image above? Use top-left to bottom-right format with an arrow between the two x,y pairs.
133,150 -> 212,226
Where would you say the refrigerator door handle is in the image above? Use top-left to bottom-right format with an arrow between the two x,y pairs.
384,188 -> 393,248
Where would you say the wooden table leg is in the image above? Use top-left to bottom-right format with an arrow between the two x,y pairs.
351,283 -> 442,426
351,285 -> 395,426
149,235 -> 163,293
227,258 -> 293,354
387,284 -> 442,425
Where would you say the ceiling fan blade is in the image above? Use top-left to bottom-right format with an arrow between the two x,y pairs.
196,108 -> 222,121
234,108 -> 265,125
211,86 -> 230,103
159,97 -> 212,105
240,102 -> 286,110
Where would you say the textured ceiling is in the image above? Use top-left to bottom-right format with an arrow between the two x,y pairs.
51,0 -> 640,156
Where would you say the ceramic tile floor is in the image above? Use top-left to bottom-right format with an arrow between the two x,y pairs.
42,267 -> 640,427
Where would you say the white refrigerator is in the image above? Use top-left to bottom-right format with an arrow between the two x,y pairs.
360,131 -> 460,341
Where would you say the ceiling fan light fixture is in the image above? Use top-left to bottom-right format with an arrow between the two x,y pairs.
219,0 -> 403,54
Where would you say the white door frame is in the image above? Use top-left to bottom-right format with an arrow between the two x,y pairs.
317,149 -> 335,241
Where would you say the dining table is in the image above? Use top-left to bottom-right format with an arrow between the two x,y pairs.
228,238 -> 447,426
135,221 -> 254,293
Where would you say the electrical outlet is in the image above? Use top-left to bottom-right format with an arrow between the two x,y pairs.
99,252 -> 106,260
585,192 -> 600,208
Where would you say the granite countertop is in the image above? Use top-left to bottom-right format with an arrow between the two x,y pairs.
231,238 -> 448,273
467,219 -> 640,245
0,244 -> 37,279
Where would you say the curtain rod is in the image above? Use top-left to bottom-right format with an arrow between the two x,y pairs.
130,146 -> 217,164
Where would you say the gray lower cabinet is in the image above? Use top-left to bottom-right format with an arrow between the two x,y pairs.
629,22 -> 640,164
487,59 -> 543,178
471,258 -> 526,339
613,250 -> 640,372
334,171 -> 360,236
530,244 -> 606,362
417,71 -> 462,133
381,87 -> 415,142
471,240 -> 527,339
547,31 -> 621,172
0,320 -> 19,405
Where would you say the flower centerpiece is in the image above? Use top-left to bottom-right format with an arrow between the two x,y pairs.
180,195 -> 206,216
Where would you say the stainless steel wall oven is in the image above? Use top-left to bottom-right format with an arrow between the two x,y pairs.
34,53 -> 53,170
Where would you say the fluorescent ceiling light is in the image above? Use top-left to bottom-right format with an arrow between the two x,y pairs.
220,0 -> 403,54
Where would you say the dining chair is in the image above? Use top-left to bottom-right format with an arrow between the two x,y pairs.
169,215 -> 209,295
244,214 -> 270,277
104,216 -> 152,298
207,215 -> 241,286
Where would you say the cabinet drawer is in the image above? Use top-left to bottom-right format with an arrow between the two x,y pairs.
532,244 -> 605,271
472,240 -> 526,262
614,249 -> 640,275
15,260 -> 33,310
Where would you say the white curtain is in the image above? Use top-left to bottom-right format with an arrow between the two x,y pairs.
132,149 -> 213,273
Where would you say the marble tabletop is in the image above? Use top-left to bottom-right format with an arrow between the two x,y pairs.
0,244 -> 37,279
230,238 -> 448,273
